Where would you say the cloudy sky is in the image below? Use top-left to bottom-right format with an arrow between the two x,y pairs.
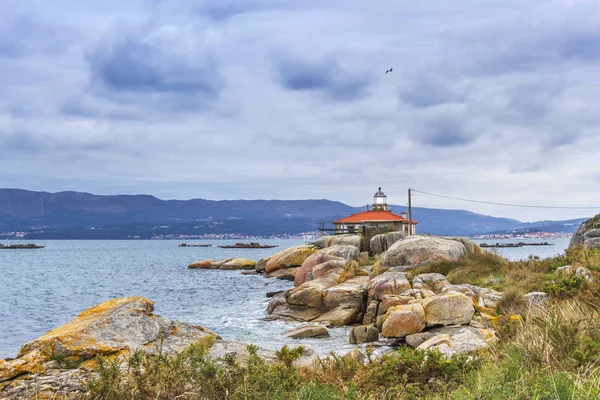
2,0 -> 600,221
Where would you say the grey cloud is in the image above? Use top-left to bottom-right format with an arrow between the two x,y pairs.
460,23 -> 600,76
87,27 -> 223,98
412,108 -> 477,148
273,53 -> 372,100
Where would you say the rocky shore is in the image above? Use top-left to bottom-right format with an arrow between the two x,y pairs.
5,223 -> 599,398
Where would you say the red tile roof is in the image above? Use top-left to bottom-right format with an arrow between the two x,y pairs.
333,210 -> 418,224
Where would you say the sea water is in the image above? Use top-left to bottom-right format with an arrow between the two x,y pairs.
0,237 -> 570,359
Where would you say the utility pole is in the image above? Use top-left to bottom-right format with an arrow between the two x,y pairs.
408,188 -> 413,236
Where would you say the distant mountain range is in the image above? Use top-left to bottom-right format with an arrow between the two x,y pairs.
0,189 -> 588,239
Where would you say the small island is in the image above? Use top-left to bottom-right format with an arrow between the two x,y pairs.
218,242 -> 279,249
0,243 -> 45,249
178,243 -> 212,247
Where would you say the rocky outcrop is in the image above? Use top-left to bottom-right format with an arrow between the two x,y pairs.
269,267 -> 368,325
380,235 -> 480,269
282,324 -> 330,339
0,297 -> 217,394
265,246 -> 317,274
314,234 -> 361,250
294,245 -> 359,286
189,258 -> 256,270
570,215 -> 600,250
370,231 -> 404,255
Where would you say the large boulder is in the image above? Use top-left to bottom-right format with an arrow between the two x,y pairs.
422,292 -> 475,327
349,326 -> 379,344
322,277 -> 369,311
415,326 -> 496,356
287,277 -> 338,309
294,245 -> 360,286
313,306 -> 361,326
282,324 -> 330,339
255,258 -> 269,272
189,258 -> 256,270
367,271 -> 411,300
380,235 -> 477,268
381,303 -> 426,338
265,246 -> 317,273
220,258 -> 256,270
188,260 -> 216,269
314,234 -> 361,250
370,231 -> 404,255
0,297 -> 217,384
570,215 -> 600,250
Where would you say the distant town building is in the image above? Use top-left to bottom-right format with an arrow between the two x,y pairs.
333,187 -> 417,235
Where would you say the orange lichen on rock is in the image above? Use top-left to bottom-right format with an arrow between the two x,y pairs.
1,296 -> 217,386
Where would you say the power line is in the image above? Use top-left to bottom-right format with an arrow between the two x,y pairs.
411,189 -> 600,210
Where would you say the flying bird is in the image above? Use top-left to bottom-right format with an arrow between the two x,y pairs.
385,68 -> 393,74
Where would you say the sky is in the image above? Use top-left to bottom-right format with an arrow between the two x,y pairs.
1,0 -> 600,222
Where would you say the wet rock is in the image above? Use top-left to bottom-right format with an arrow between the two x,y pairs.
313,306 -> 361,327
266,291 -> 284,298
256,258 -> 269,272
422,292 -> 475,327
282,324 -> 330,339
267,295 -> 287,314
349,326 -> 379,344
266,303 -> 322,322
381,303 -> 426,338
